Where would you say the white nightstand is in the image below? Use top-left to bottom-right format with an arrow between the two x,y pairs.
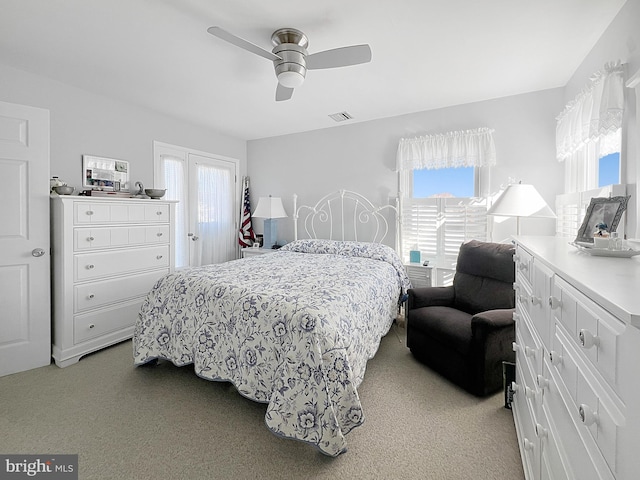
404,262 -> 433,288
241,247 -> 273,258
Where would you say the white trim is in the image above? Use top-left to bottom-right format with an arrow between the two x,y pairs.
625,68 -> 640,89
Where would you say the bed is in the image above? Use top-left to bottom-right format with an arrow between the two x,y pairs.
133,190 -> 411,456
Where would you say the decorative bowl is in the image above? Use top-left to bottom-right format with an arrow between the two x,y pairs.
145,188 -> 166,199
53,185 -> 74,195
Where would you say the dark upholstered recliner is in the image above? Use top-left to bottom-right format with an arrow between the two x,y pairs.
407,240 -> 516,396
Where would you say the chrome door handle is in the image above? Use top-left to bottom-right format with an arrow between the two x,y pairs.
32,248 -> 46,257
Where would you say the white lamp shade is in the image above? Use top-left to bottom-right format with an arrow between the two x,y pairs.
487,184 -> 556,219
253,196 -> 288,219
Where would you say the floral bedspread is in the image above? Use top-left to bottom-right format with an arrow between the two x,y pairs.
133,240 -> 410,456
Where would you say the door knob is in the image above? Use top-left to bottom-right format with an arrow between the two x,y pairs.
32,248 -> 46,257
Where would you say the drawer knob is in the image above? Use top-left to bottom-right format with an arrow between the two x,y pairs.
512,341 -> 519,352
510,382 -> 535,399
579,404 -> 598,426
518,263 -> 528,272
549,350 -> 562,366
156,211 -> 162,215
524,346 -> 536,358
86,210 -> 94,215
579,329 -> 599,349
548,296 -> 562,310
523,438 -> 535,452
87,264 -> 95,269
536,374 -> 549,390
530,295 -> 542,306
156,255 -> 163,260
156,232 -> 163,237
88,294 -> 95,299
513,282 -> 520,291
535,423 -> 548,439
512,312 -> 520,321
88,236 -> 95,241
518,294 -> 528,303
89,324 -> 95,329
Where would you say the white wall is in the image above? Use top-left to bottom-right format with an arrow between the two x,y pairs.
248,88 -> 564,245
563,0 -> 640,237
0,63 -> 246,191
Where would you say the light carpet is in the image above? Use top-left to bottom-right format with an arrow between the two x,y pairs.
0,325 -> 524,479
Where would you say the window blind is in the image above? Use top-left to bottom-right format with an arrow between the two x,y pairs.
401,197 -> 487,267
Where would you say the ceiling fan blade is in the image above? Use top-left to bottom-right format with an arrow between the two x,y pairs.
207,26 -> 282,62
306,44 -> 372,70
275,83 -> 294,102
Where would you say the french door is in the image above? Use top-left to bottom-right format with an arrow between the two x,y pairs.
154,142 -> 238,268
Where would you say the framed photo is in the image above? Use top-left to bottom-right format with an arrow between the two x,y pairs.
575,195 -> 630,244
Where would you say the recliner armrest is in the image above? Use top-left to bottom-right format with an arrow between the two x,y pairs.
408,286 -> 455,310
471,308 -> 515,331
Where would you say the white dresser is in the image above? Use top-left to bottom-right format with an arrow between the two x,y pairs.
511,236 -> 640,480
51,196 -> 176,367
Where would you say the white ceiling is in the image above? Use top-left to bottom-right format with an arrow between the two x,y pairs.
0,0 -> 627,141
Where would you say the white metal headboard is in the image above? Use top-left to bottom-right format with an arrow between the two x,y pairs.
293,189 -> 399,245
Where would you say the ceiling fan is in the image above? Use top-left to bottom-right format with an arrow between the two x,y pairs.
207,26 -> 372,101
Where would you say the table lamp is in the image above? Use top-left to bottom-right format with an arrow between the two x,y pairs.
253,195 -> 288,248
487,182 -> 556,235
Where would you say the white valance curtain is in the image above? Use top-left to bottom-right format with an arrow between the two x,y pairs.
396,127 -> 496,171
556,61 -> 624,161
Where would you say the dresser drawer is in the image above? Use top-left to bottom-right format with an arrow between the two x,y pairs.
542,357 -> 616,480
537,406 -> 570,480
74,299 -> 142,344
513,360 -> 540,480
514,309 -> 543,375
514,273 -> 532,324
74,245 -> 169,281
75,269 -> 168,313
74,225 -> 170,251
74,202 -> 170,224
514,244 -> 533,287
553,275 -> 624,390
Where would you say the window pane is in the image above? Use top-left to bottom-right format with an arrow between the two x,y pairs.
413,167 -> 474,198
598,152 -> 620,187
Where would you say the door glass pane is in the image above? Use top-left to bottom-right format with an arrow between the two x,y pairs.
192,160 -> 235,266
162,156 -> 188,268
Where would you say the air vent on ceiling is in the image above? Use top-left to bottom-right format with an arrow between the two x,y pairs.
329,111 -> 354,122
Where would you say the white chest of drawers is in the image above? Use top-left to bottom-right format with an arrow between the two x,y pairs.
51,196 -> 176,367
511,236 -> 640,480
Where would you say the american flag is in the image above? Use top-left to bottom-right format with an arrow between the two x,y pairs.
238,176 -> 256,247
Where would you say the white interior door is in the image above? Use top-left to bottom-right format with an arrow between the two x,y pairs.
0,100 -> 51,376
188,154 -> 237,266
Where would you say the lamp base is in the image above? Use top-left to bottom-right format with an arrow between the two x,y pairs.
262,218 -> 279,249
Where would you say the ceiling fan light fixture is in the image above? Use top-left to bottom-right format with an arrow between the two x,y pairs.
277,70 -> 305,88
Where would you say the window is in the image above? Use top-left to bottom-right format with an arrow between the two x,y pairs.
598,152 -> 620,187
402,167 -> 487,268
413,166 -> 475,198
397,128 -> 494,272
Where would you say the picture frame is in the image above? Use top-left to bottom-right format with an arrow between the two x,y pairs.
575,195 -> 630,244
82,155 -> 130,191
